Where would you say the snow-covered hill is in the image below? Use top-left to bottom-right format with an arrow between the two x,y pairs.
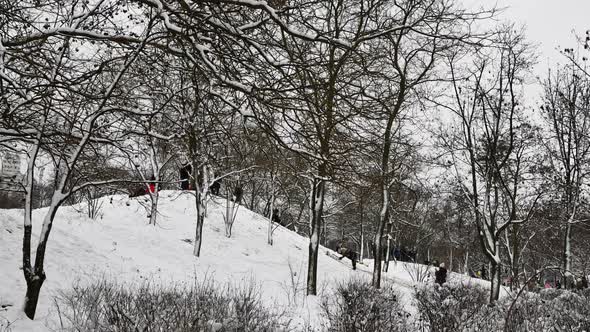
0,191 -> 477,331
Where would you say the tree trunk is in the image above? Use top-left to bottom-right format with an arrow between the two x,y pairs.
22,136 -> 45,319
249,182 -> 258,211
383,235 -> 391,272
306,178 -> 325,296
268,175 -> 275,245
563,222 -> 572,288
149,190 -> 158,225
193,213 -> 205,256
449,247 -> 453,273
359,199 -> 364,262
359,224 -> 364,263
490,260 -> 501,302
225,189 -> 233,238
463,250 -> 469,275
193,192 -> 205,257
24,275 -> 45,319
23,204 -> 58,319
268,211 -> 273,245
295,199 -> 306,230
371,183 -> 389,288
510,224 -> 520,289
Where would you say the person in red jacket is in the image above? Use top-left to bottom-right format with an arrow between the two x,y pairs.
148,175 -> 156,193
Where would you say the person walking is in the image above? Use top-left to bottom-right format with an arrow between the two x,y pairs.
337,243 -> 358,270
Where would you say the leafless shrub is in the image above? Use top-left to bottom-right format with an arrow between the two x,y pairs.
403,262 -> 431,283
414,282 -> 502,331
321,278 -> 410,332
0,318 -> 12,332
281,258 -> 306,307
504,289 -> 590,332
415,283 -> 590,332
53,277 -> 291,331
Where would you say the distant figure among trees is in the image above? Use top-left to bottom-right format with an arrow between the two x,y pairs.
128,176 -> 157,198
128,186 -> 146,198
210,178 -> 221,195
337,242 -> 358,270
435,262 -> 447,285
179,164 -> 192,190
581,276 -> 589,289
271,208 -> 281,224
232,186 -> 243,203
179,165 -> 222,195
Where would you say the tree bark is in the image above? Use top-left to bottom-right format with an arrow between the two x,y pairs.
510,224 -> 520,289
449,247 -> 453,273
490,260 -> 501,302
24,204 -> 58,318
372,184 -> 388,288
24,275 -> 45,319
188,137 -> 208,257
149,190 -> 158,225
463,250 -> 469,275
225,189 -> 235,238
563,222 -> 572,288
306,177 -> 325,296
268,174 -> 275,245
383,234 -> 391,273
359,198 -> 364,262
193,191 -> 205,257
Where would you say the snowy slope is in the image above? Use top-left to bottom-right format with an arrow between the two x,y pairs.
0,191 -> 490,331
0,191 -> 409,330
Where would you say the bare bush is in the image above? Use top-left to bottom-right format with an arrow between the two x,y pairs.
403,262 -> 431,283
0,300 -> 14,332
414,283 -> 503,331
281,259 -> 306,307
321,278 -> 410,332
505,289 -> 590,332
415,283 -> 590,332
53,277 -> 290,332
0,318 -> 12,332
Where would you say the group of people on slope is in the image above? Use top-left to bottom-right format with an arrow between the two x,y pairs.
334,241 -> 448,285
179,164 -> 222,195
129,165 -> 226,198
543,276 -> 588,290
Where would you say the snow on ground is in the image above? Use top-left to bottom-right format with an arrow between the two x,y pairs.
0,190 -> 484,331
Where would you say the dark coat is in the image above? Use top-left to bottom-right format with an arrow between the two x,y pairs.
435,267 -> 447,285
337,246 -> 358,270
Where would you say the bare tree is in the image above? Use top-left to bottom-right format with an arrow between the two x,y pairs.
540,51 -> 590,288
0,1 -> 163,318
250,0 -> 408,296
440,27 -> 535,301
360,0 -> 491,288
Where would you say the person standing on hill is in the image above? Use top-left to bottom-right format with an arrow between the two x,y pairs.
435,262 -> 447,285
337,243 -> 358,270
209,178 -> 221,195
179,164 -> 192,190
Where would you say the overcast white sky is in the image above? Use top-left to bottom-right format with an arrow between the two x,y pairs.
462,0 -> 590,104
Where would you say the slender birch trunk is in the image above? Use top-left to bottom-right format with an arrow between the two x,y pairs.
306,177 -> 326,295
563,222 -> 572,288
383,234 -> 391,273
268,174 -> 275,245
372,183 -> 389,288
